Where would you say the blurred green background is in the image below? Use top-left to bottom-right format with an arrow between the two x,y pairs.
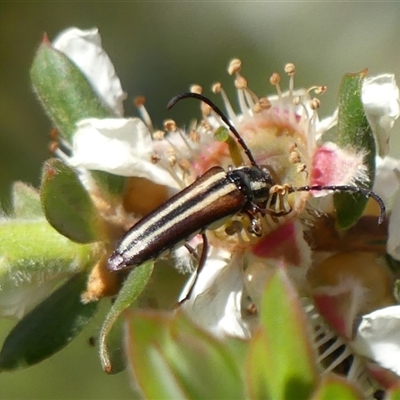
1,2 -> 400,398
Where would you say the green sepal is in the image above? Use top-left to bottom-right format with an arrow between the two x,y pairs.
310,374 -> 364,400
11,182 -> 43,219
0,272 -> 98,371
30,37 -> 113,142
99,262 -> 154,374
247,268 -> 318,400
334,70 -> 376,229
41,158 -> 105,243
125,309 -> 245,399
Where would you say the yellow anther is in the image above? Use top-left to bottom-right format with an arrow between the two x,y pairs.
212,82 -> 222,93
153,130 -> 165,140
228,58 -> 242,75
284,63 -> 296,75
190,84 -> 202,94
164,119 -> 177,132
134,96 -> 146,107
310,98 -> 321,110
269,72 -> 281,86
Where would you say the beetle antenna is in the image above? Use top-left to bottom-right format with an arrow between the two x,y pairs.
167,92 -> 258,167
290,184 -> 386,224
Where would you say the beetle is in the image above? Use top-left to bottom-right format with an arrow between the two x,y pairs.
108,92 -> 386,299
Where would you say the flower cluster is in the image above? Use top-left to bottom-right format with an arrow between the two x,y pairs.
1,27 -> 400,397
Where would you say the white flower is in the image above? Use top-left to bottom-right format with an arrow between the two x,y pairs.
352,305 -> 400,377
362,74 -> 400,157
53,27 -> 127,116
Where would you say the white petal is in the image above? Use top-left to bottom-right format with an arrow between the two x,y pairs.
352,306 -> 400,376
374,156 -> 400,203
69,117 -> 181,190
53,27 -> 126,116
180,247 -> 252,339
388,185 -> 400,259
362,74 -> 400,157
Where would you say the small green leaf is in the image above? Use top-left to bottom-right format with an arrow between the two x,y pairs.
335,70 -> 376,229
166,313 -> 245,399
0,272 -> 98,371
30,38 -> 113,142
99,262 -> 154,374
310,374 -> 364,400
125,310 -> 245,399
41,158 -> 105,243
125,311 -> 188,399
247,268 -> 318,400
11,182 -> 43,219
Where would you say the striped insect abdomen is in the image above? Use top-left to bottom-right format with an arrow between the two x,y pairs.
108,166 -> 247,271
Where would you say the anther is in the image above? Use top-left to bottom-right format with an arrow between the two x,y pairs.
178,158 -> 192,173
189,129 -> 200,142
269,72 -> 281,86
153,130 -> 165,140
310,98 -> 321,110
49,128 -> 59,141
150,153 -> 161,163
190,84 -> 203,94
168,155 -> 177,167
234,76 -> 248,89
289,151 -> 301,164
284,63 -> 296,76
253,97 -> 272,113
164,119 -> 177,132
228,58 -> 242,75
48,141 -> 59,153
212,82 -> 222,93
134,96 -> 146,107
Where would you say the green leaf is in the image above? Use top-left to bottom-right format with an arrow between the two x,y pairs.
0,272 -> 98,371
334,70 -> 376,229
247,268 -> 318,400
167,314 -> 245,399
30,37 -> 113,142
0,217 -> 95,318
30,38 -> 127,197
99,262 -> 154,374
125,310 -> 245,399
125,311 -> 188,399
41,158 -> 105,243
310,374 -> 364,400
11,182 -> 43,219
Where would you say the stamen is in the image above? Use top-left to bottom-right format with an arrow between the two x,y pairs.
309,98 -> 321,110
212,82 -> 238,124
134,96 -> 154,132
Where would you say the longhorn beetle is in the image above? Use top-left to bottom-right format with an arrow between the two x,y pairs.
108,92 -> 386,300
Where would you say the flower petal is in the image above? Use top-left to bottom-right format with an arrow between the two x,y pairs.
374,156 -> 400,204
362,74 -> 400,157
352,305 -> 400,376
180,247 -> 253,339
53,27 -> 126,116
69,117 -> 181,190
